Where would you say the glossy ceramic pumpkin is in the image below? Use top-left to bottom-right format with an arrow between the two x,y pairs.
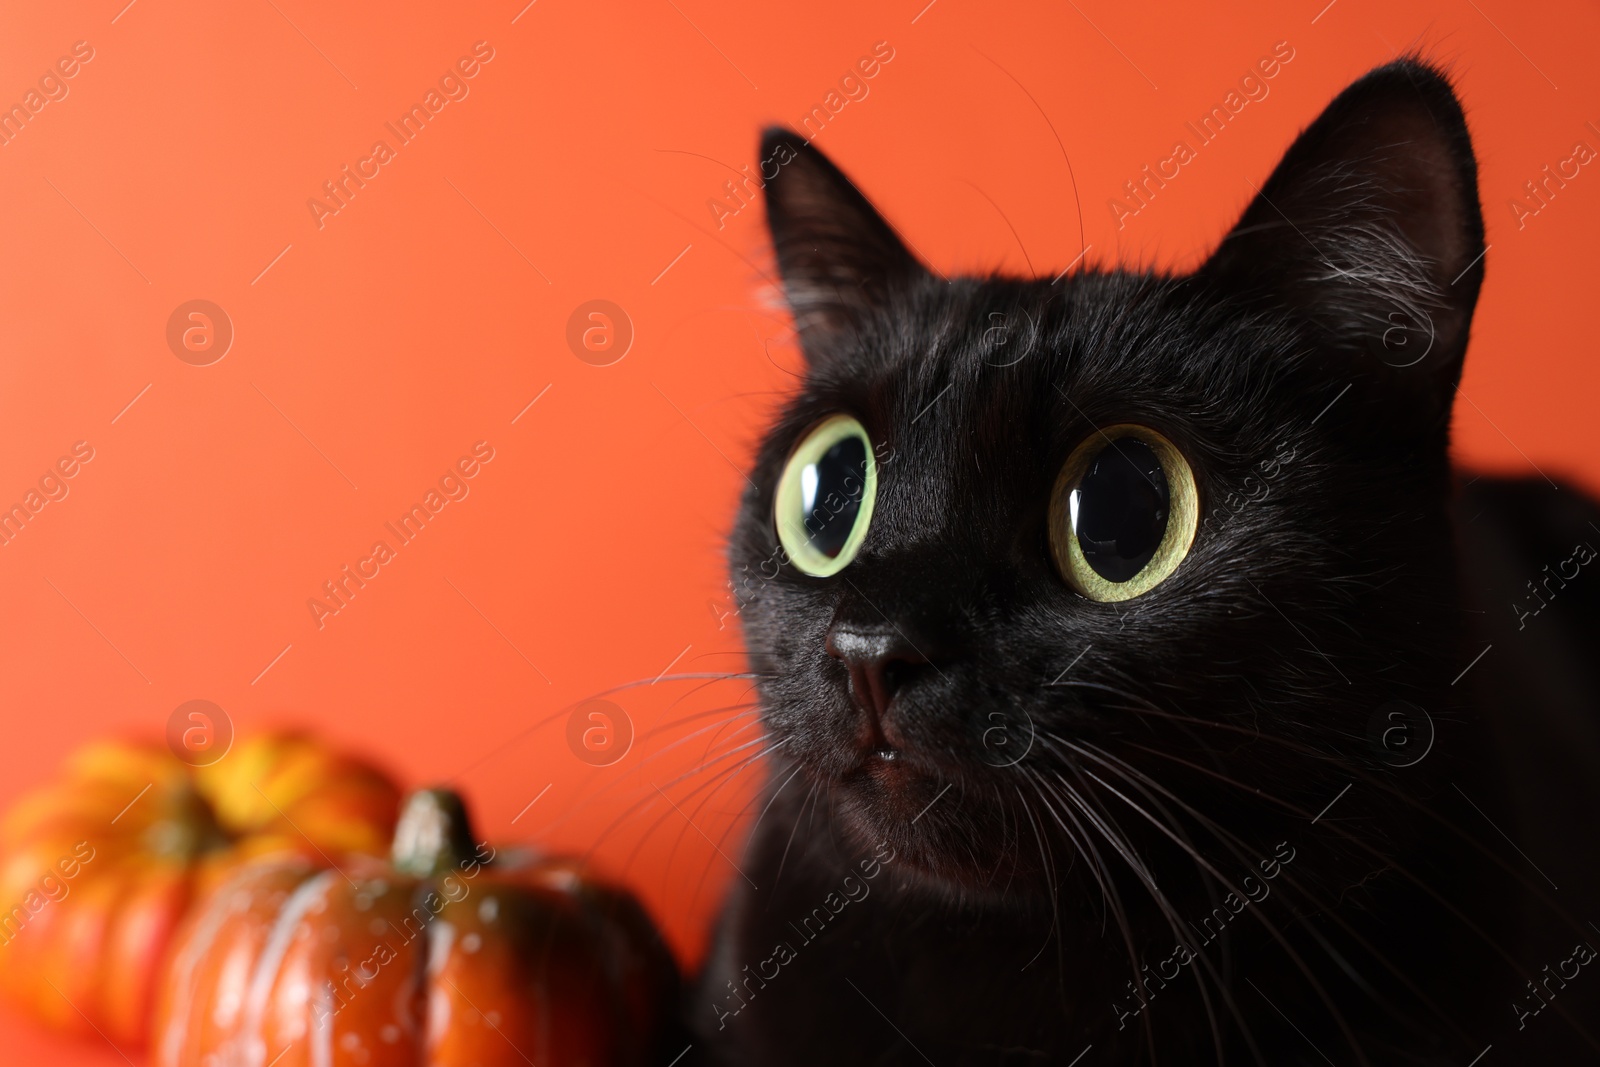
154,788 -> 682,1067
0,733 -> 401,1046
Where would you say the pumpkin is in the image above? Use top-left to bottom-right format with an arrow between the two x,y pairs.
154,788 -> 682,1067
0,733 -> 401,1047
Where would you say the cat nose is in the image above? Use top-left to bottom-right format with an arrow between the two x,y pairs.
825,623 -> 931,726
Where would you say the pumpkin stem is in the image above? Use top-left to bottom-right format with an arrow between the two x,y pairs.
391,788 -> 483,878
144,781 -> 232,860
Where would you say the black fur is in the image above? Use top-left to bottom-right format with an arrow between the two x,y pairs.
693,60 -> 1600,1065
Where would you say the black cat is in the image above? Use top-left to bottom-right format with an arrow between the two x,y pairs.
693,59 -> 1600,1065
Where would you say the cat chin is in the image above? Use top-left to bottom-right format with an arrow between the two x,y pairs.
830,769 -> 1056,898
838,814 -> 1053,901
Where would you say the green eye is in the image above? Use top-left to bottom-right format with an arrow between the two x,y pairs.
1049,424 -> 1198,602
774,415 -> 879,577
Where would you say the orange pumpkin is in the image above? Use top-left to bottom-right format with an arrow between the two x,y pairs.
0,733 -> 401,1047
154,788 -> 683,1067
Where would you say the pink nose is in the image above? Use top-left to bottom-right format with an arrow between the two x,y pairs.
825,624 -> 930,728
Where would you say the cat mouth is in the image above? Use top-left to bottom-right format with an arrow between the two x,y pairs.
841,740 -> 945,814
835,746 -> 1005,887
850,743 -> 908,777
856,745 -> 910,785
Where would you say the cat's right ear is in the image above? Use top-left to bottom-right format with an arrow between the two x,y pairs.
760,128 -> 927,355
1198,60 -> 1485,437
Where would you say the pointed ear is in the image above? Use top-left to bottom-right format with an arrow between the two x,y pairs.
760,128 -> 927,354
1200,60 -> 1485,433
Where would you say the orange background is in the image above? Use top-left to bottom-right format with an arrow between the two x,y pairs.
1,0 -> 1596,1061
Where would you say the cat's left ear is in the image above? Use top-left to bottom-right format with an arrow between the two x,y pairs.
760,128 -> 929,355
1199,60 -> 1484,432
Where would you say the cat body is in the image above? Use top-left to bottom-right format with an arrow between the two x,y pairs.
694,60 -> 1600,1064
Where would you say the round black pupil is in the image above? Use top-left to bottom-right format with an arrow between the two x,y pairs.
801,435 -> 868,558
1070,439 -> 1170,583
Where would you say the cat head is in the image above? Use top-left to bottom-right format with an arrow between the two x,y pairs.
730,60 -> 1484,894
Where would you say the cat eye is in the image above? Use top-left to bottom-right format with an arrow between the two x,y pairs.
1049,425 -> 1198,602
774,415 -> 879,577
